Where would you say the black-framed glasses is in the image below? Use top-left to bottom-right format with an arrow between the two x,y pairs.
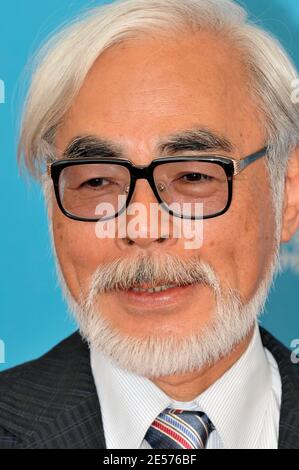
47,147 -> 268,222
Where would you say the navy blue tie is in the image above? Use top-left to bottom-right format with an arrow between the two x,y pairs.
145,408 -> 215,449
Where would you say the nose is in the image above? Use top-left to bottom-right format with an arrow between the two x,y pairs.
115,178 -> 178,251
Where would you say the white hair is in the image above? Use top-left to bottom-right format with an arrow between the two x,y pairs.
18,0 -> 299,242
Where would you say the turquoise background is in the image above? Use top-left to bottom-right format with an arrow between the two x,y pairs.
0,0 -> 298,371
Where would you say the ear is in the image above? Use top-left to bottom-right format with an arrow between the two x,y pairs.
281,146 -> 299,243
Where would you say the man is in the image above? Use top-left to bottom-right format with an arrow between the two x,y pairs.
1,0 -> 299,449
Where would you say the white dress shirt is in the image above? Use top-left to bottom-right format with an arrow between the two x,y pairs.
90,323 -> 282,449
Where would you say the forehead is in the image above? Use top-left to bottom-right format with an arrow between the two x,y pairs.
57,30 -> 264,159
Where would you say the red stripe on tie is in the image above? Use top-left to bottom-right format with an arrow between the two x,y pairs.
152,420 -> 193,449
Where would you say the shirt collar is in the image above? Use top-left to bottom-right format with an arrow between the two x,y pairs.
90,347 -> 171,449
195,323 -> 272,448
90,323 -> 272,449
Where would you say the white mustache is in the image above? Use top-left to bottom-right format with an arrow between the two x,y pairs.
88,253 -> 221,295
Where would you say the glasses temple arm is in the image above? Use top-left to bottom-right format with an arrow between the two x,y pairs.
233,147 -> 268,175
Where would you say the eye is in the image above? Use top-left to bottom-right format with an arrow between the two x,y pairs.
179,173 -> 214,183
81,178 -> 110,189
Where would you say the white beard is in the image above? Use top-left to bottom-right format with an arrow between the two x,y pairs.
53,247 -> 281,378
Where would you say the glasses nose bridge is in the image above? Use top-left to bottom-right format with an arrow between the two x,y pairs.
129,163 -> 159,199
131,164 -> 154,186
131,163 -> 150,178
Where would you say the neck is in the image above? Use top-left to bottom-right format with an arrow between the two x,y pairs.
151,327 -> 255,401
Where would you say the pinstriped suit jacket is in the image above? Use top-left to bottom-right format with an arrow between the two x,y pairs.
0,327 -> 298,449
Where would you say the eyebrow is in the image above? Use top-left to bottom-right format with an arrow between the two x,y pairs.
62,127 -> 235,160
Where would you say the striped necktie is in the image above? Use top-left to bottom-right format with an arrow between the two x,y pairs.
145,408 -> 215,449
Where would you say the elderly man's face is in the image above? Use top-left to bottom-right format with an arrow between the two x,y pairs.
53,31 -> 276,341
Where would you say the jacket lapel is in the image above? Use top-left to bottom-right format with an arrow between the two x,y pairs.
0,332 -> 106,449
2,328 -> 298,448
25,333 -> 107,449
260,327 -> 299,449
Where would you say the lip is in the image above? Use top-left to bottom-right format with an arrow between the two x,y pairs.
117,283 -> 200,311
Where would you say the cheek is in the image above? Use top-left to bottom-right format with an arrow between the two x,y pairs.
200,178 -> 276,301
52,207 -> 117,299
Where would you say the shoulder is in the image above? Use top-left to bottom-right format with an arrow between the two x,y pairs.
0,332 -> 96,448
260,326 -> 292,361
260,326 -> 298,371
260,327 -> 299,448
0,331 -> 85,388
260,326 -> 299,387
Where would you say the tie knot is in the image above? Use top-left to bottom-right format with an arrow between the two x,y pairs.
145,408 -> 215,449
